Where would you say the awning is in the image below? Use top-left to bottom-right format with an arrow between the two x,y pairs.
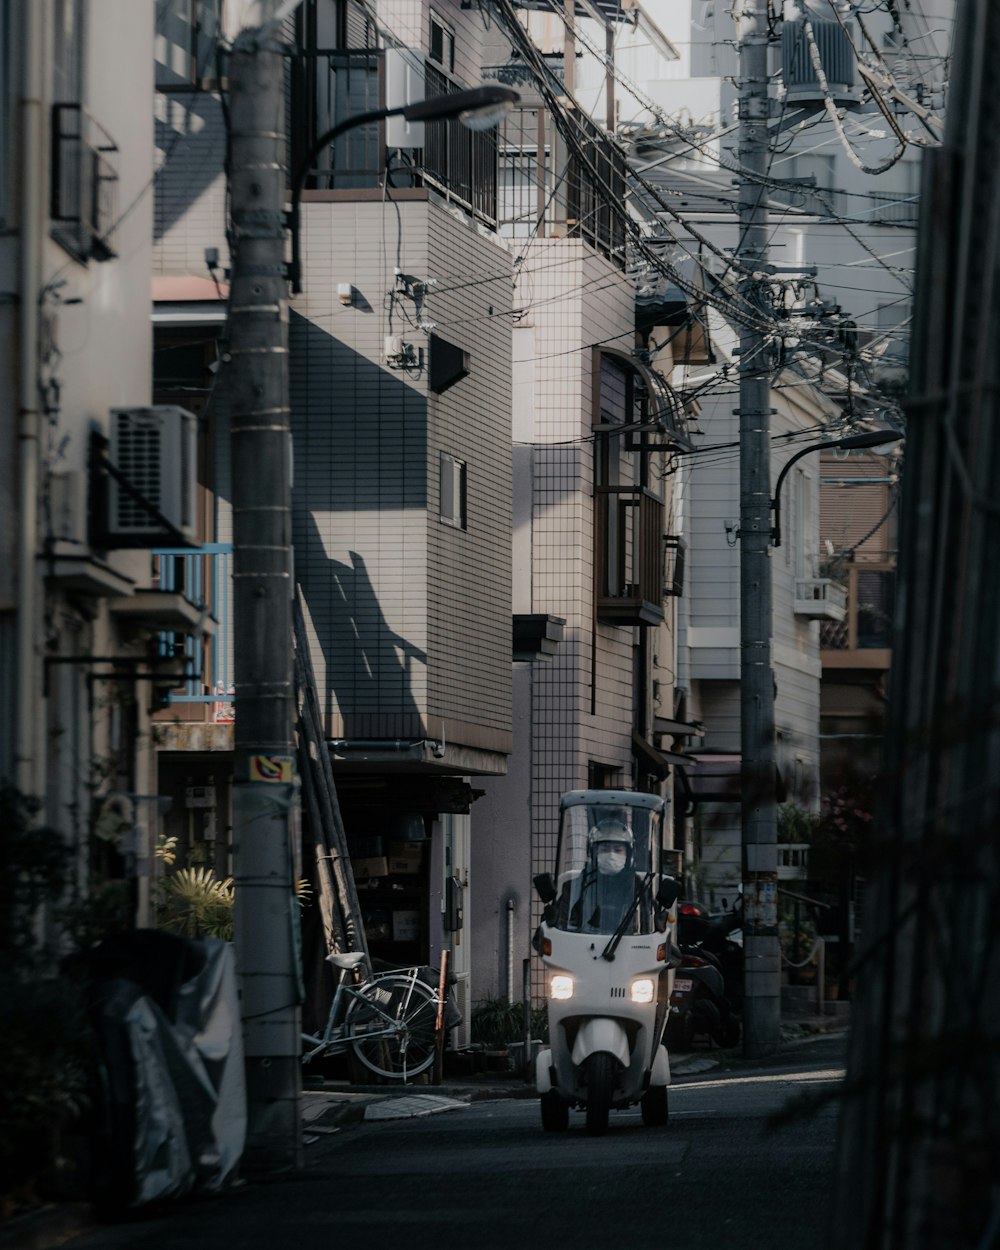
652,715 -> 705,740
152,274 -> 229,326
679,753 -> 787,805
631,729 -> 690,780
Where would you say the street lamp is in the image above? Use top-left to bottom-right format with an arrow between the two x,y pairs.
288,84 -> 520,293
771,429 -> 904,547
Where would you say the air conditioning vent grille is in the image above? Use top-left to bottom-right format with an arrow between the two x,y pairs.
115,414 -> 163,529
106,406 -> 197,547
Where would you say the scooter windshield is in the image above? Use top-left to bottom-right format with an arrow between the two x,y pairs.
550,801 -> 661,936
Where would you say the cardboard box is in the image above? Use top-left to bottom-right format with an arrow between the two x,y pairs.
351,856 -> 389,881
351,835 -> 384,858
387,842 -> 424,874
392,910 -> 421,943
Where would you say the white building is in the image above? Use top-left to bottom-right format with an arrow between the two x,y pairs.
0,1 -> 189,933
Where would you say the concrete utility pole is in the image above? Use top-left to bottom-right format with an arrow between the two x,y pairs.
735,0 -> 781,1058
228,6 -> 303,1171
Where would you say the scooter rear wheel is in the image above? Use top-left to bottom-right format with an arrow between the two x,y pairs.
641,1084 -> 668,1126
540,1091 -> 569,1131
585,1052 -> 615,1136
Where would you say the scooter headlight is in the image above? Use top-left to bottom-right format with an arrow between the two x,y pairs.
631,977 -> 655,1004
550,974 -> 574,1001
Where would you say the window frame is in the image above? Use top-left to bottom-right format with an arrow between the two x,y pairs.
439,451 -> 467,530
155,0 -> 222,91
429,10 -> 455,74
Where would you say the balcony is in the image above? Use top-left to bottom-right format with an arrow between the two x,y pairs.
794,577 -> 847,621
777,843 -> 810,880
820,562 -> 896,668
595,487 -> 665,627
151,544 -> 233,720
51,104 -> 119,262
499,107 -> 626,265
290,50 -> 499,228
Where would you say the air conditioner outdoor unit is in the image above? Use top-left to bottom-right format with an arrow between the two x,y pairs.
106,405 -> 197,546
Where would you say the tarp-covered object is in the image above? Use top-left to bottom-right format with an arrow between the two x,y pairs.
88,930 -> 246,1211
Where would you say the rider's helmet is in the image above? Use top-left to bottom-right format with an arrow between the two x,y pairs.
589,816 -> 634,876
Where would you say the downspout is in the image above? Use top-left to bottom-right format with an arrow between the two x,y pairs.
505,894 -> 516,1003
16,1 -> 43,799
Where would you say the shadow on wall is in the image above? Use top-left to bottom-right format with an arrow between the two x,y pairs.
290,311 -> 429,738
301,530 -> 426,734
154,91 -> 228,244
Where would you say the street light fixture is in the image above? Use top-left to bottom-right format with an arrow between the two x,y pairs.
771,429 -> 904,547
288,84 -> 520,293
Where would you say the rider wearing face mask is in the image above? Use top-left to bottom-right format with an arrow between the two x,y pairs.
587,817 -> 637,930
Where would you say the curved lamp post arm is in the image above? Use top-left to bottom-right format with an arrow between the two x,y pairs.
771,430 -> 903,547
771,441 -> 833,548
289,105 -> 396,294
287,85 -> 518,293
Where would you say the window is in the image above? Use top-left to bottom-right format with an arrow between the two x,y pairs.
439,452 -> 466,529
53,0 -> 84,107
429,12 -> 455,73
787,465 -> 814,579
588,762 -> 622,790
51,0 -> 118,263
593,352 -> 664,627
155,0 -> 221,89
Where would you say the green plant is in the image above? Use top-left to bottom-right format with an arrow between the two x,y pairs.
776,802 -> 817,844
160,866 -> 235,940
156,866 -> 313,942
471,995 -> 548,1048
155,834 -> 178,865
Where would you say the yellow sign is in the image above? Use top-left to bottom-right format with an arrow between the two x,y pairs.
249,754 -> 294,783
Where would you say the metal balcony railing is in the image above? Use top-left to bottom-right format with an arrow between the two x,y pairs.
152,544 -> 233,715
51,104 -> 119,261
289,50 -> 498,227
777,843 -> 810,879
595,487 -> 665,627
820,562 -> 896,663
794,577 -> 847,621
499,108 -> 625,264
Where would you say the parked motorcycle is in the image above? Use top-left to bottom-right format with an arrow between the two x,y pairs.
532,790 -> 681,1135
667,898 -> 743,1049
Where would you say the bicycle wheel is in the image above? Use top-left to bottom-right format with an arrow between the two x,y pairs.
344,973 -> 439,1080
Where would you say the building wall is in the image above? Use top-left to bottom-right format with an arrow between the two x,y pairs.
678,355 -> 832,900
0,1 -> 158,907
472,239 -> 682,1002
292,196 -> 513,754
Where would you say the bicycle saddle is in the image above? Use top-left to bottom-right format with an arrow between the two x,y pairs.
326,951 -> 367,971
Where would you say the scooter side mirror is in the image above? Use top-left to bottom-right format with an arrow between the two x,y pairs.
533,872 -> 557,904
657,875 -> 681,908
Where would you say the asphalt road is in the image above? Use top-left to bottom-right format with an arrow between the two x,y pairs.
66,1032 -> 846,1250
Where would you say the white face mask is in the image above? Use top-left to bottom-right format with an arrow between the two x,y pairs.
597,846 -> 627,875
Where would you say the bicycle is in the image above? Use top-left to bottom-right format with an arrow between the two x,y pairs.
301,951 -> 443,1081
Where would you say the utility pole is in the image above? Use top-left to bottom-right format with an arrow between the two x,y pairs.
228,5 -> 302,1171
735,0 -> 781,1058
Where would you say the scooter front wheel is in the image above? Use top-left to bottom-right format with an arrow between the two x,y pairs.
540,1091 -> 569,1131
585,1052 -> 615,1136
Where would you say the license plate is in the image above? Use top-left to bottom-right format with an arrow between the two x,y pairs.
674,978 -> 693,992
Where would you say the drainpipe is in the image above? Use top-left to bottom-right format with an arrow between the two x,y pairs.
505,895 -> 516,1003
16,2 -> 43,800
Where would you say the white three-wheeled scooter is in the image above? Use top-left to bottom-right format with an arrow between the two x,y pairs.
532,790 -> 681,1135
